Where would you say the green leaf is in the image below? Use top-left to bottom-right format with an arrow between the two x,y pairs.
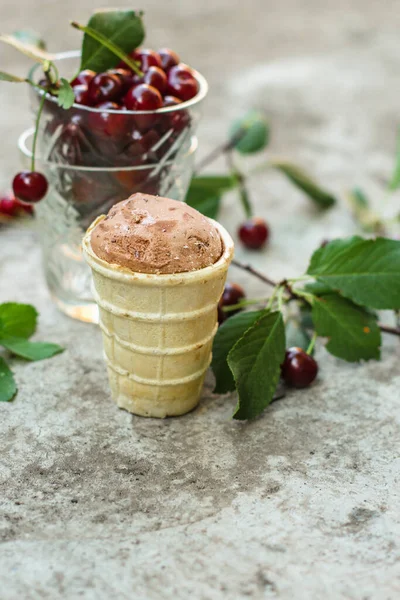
285,319 -> 312,353
12,30 -> 47,50
211,310 -> 264,394
188,175 -> 237,193
185,175 -> 237,219
230,111 -> 270,154
307,236 -> 400,309
312,293 -> 381,362
270,160 -> 336,208
0,357 -> 17,402
0,303 -> 37,338
0,71 -> 26,83
0,337 -> 64,361
77,10 -> 145,73
56,78 -> 75,109
186,193 -> 220,219
389,127 -> 400,191
228,311 -> 286,420
0,33 -> 54,63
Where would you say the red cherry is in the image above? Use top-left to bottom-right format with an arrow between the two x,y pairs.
162,95 -> 182,107
88,73 -> 123,104
12,171 -> 48,204
72,84 -> 91,106
219,283 -> 246,317
157,48 -> 180,71
0,194 -> 33,217
87,102 -> 126,139
167,64 -> 199,101
143,66 -> 167,94
281,347 -> 318,388
125,129 -> 160,158
107,68 -> 133,93
114,159 -> 149,191
238,217 -> 269,250
131,48 -> 162,72
124,84 -> 163,132
124,84 -> 163,111
71,69 -> 96,87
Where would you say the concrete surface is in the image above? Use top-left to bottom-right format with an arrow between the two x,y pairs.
1,1 -> 400,598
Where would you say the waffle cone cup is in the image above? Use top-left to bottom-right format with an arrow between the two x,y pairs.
82,216 -> 234,418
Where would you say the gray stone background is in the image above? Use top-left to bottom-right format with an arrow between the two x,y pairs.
1,1 -> 400,598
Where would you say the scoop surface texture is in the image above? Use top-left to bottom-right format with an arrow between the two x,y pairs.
90,193 -> 223,274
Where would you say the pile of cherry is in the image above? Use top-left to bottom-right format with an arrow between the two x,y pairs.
70,48 -> 198,109
7,48 -> 199,213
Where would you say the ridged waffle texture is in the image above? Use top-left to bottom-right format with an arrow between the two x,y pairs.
82,216 -> 234,418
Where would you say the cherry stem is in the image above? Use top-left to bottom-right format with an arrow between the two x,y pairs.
231,259 -> 297,300
306,331 -> 318,355
379,324 -> 400,337
227,151 -> 253,218
195,127 -> 248,173
31,94 -> 46,172
231,258 -> 400,338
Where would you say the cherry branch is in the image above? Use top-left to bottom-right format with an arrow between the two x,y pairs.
231,259 -> 296,300
195,128 -> 248,173
231,258 -> 400,337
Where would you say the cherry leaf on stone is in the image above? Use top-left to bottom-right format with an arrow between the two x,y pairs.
311,293 -> 381,362
230,111 -> 270,154
0,357 -> 17,402
211,310 -> 264,394
0,303 -> 37,339
270,160 -> 336,208
228,311 -> 286,420
56,78 -> 75,109
306,236 -> 400,309
78,9 -> 145,73
0,337 -> 64,361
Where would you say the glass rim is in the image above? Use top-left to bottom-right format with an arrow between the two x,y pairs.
18,127 -> 198,172
29,50 -> 208,115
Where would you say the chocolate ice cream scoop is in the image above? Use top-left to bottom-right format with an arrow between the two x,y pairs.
90,193 -> 223,274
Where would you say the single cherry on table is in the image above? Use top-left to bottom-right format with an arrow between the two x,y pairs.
238,217 -> 270,250
0,194 -> 33,217
281,347 -> 318,388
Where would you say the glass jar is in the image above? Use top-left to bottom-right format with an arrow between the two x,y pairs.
20,51 -> 208,323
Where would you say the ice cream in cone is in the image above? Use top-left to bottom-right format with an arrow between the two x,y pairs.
82,193 -> 234,418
